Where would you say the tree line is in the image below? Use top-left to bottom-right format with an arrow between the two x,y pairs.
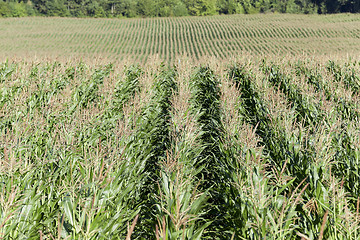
0,0 -> 359,18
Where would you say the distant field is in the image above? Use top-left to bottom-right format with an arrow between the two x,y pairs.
1,14 -> 360,62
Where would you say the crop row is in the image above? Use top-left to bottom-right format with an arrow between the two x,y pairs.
1,59 -> 360,239
1,14 -> 360,62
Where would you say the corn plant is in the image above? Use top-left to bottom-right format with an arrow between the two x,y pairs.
111,65 -> 143,116
0,60 -> 15,83
124,67 -> 178,237
331,121 -> 360,197
2,59 -> 360,240
155,140 -> 210,239
327,60 -> 360,94
295,62 -> 360,121
26,74 -> 68,115
69,64 -> 113,113
228,64 -> 347,239
261,62 -> 324,128
189,66 -> 223,187
188,66 -> 236,238
295,62 -> 360,203
64,62 -> 87,81
78,65 -> 144,150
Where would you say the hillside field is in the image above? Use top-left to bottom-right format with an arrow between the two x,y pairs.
1,14 -> 360,240
0,14 -> 360,62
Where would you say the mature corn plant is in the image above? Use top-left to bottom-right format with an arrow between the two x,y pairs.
229,65 -> 293,173
151,67 -> 212,239
0,60 -> 15,83
295,61 -> 360,204
154,136 -> 210,239
295,62 -> 360,121
0,109 -> 64,238
1,137 -> 144,239
48,65 -> 145,239
227,64 -> 357,239
55,147 -> 143,239
228,64 -> 304,238
326,60 -> 360,94
46,97 -> 144,238
0,81 -> 23,131
26,64 -> 69,115
124,67 -> 178,237
77,65 -> 144,152
0,84 -> 20,110
188,66 -> 235,238
189,67 -> 224,187
63,62 -> 88,82
68,64 -> 113,113
111,65 -> 143,116
260,61 -> 324,128
330,120 -> 360,199
0,62 -> 144,239
259,62 -> 360,215
2,59 -> 360,240
219,67 -> 295,239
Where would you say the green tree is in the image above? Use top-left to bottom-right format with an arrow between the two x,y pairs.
237,0 -> 260,13
137,0 -> 155,16
184,0 -> 217,15
118,0 -> 138,17
173,1 -> 188,16
9,2 -> 27,17
0,2 -> 11,17
86,1 -> 106,17
217,0 -> 237,14
32,0 -> 69,16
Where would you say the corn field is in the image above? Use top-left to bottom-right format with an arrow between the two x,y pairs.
0,57 -> 360,239
1,14 -> 360,62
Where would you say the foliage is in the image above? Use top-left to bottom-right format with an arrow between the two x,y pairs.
1,59 -> 360,239
0,0 -> 358,18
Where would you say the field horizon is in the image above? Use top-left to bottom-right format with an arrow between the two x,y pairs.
1,14 -> 360,63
